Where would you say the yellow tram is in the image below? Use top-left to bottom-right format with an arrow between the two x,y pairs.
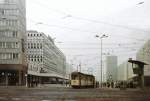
71,72 -> 95,88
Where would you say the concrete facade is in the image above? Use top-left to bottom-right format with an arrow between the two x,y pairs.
0,0 -> 27,86
136,39 -> 150,76
106,56 -> 118,82
26,30 -> 66,85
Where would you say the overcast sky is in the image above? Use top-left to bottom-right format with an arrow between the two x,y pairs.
26,0 -> 150,79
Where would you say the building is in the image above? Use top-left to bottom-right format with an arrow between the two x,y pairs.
117,39 -> 150,87
117,62 -> 127,81
136,39 -> 150,76
26,30 -> 66,86
106,56 -> 117,82
117,61 -> 135,81
136,39 -> 150,87
0,0 -> 27,86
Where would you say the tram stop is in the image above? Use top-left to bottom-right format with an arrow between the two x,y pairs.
128,58 -> 148,89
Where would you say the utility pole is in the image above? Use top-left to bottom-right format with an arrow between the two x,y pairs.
79,62 -> 81,72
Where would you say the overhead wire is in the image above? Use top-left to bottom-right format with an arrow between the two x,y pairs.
29,18 -> 147,43
56,41 -> 143,45
27,0 -> 147,61
28,0 -> 148,42
30,0 -> 150,34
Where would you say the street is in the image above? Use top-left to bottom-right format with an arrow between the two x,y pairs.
0,86 -> 150,101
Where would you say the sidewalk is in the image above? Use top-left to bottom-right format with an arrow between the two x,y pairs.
0,86 -> 27,89
0,84 -> 70,90
97,87 -> 150,91
37,84 -> 70,88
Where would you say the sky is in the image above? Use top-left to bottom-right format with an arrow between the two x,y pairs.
26,0 -> 150,80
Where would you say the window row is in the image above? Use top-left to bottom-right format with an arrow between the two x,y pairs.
0,20 -> 18,26
0,42 -> 19,48
0,53 -> 19,60
28,33 -> 42,37
0,9 -> 19,15
27,43 -> 42,49
0,0 -> 16,4
0,31 -> 18,37
28,55 -> 43,62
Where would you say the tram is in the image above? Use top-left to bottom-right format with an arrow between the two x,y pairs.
71,72 -> 95,88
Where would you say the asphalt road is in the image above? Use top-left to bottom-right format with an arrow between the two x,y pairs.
0,87 -> 150,101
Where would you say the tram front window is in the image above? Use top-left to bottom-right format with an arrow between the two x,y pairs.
71,75 -> 79,80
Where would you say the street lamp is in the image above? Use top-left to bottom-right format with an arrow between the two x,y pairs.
137,2 -> 144,5
95,34 -> 108,88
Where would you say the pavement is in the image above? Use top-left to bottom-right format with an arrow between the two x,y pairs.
0,85 -> 150,101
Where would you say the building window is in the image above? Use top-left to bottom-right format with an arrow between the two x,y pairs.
34,43 -> 36,49
40,56 -> 42,62
34,58 -> 36,62
0,42 -> 5,48
31,43 -> 33,49
28,43 -> 30,49
0,42 -> 19,49
40,43 -> 42,49
3,0 -> 15,4
13,53 -> 18,59
37,43 -> 39,49
0,42 -> 2,48
0,9 -> 5,15
1,9 -> 18,15
15,42 -> 18,48
0,31 -> 18,38
0,20 -> 18,26
0,53 -> 13,60
0,20 -> 6,26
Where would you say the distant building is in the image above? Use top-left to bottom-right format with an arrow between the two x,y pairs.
136,39 -> 150,76
26,30 -> 66,86
136,39 -> 150,87
66,63 -> 73,79
117,61 -> 135,81
117,39 -> 150,87
0,0 -> 27,86
106,56 -> 118,82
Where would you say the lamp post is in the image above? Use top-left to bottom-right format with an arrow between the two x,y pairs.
95,34 -> 108,88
